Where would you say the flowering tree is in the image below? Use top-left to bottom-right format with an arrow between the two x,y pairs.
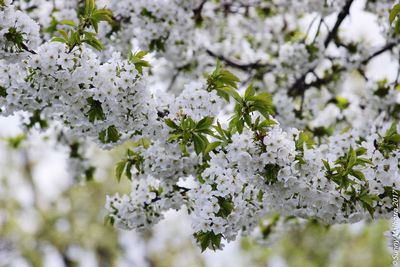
1,0 -> 399,252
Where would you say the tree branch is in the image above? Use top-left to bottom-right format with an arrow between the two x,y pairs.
206,49 -> 274,71
361,42 -> 396,65
324,0 -> 354,48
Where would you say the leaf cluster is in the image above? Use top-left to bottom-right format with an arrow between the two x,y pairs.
193,231 -> 223,252
377,122 -> 400,158
229,84 -> 275,134
128,50 -> 151,75
323,147 -> 379,217
323,147 -> 373,190
52,0 -> 113,51
390,3 -> 400,33
99,125 -> 120,144
165,116 -> 214,155
115,139 -> 150,182
206,61 -> 240,101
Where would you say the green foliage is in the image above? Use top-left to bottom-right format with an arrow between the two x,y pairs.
216,196 -> 234,218
295,131 -> 314,151
260,163 -> 281,184
377,122 -> 400,157
24,110 -> 48,129
374,79 -> 390,97
322,147 -> 382,217
115,140 -> 150,182
295,131 -> 315,164
323,146 -> 373,190
140,8 -> 159,21
390,3 -> 400,33
165,116 -> 214,156
4,27 -> 26,52
51,0 -> 113,51
229,84 -> 275,134
259,214 -> 280,239
348,186 -> 380,218
99,125 -> 121,144
149,37 -> 167,52
0,86 -> 7,98
310,126 -> 334,139
206,61 -> 240,102
211,121 -> 233,146
329,96 -> 350,110
193,231 -> 223,252
128,50 -> 151,75
5,134 -> 26,149
305,43 -> 320,60
87,97 -> 106,123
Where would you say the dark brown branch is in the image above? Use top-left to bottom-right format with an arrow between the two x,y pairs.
288,42 -> 398,97
289,0 -> 354,96
361,42 -> 397,65
206,49 -> 274,71
324,0 -> 354,48
193,0 -> 208,25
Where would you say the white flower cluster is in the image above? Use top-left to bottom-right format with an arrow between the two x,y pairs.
0,1 -> 40,60
168,82 -> 223,121
106,0 -> 199,63
278,42 -> 320,75
1,41 -> 156,148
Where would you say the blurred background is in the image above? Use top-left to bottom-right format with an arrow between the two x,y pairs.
0,115 -> 393,267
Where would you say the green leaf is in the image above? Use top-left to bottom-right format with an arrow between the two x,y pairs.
206,63 -> 241,102
322,160 -> 331,171
192,133 -> 207,155
349,169 -> 366,182
216,197 -> 234,218
92,9 -> 113,23
165,118 -> 179,129
57,29 -> 69,39
244,84 -> 256,99
87,97 -> 106,123
296,131 -> 314,150
90,18 -> 99,33
356,157 -> 373,166
129,50 -> 151,75
168,133 -> 182,142
193,231 -> 223,252
51,37 -> 67,43
236,118 -> 244,134
6,134 -> 26,149
355,147 -> 367,156
99,125 -> 120,144
258,118 -> 278,128
249,92 -> 274,116
82,34 -> 104,50
217,86 -> 242,103
390,4 -> 400,24
85,0 -> 95,15
347,146 -> 357,168
261,164 -> 280,184
84,166 -> 96,181
204,141 -> 221,156
196,116 -> 214,130
219,70 -> 240,88
59,20 -> 76,27
115,160 -> 127,182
